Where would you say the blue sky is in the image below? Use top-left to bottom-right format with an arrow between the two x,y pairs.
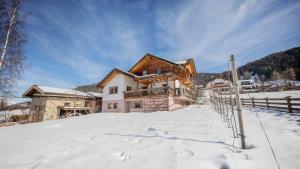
18,0 -> 300,95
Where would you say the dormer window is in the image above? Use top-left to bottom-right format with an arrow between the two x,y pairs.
143,70 -> 147,75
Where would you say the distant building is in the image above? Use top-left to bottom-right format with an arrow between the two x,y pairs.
97,54 -> 197,112
23,85 -> 102,122
238,79 -> 258,92
207,79 -> 231,89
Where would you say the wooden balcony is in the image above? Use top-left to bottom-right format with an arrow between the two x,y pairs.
174,88 -> 196,100
124,87 -> 170,99
124,87 -> 196,100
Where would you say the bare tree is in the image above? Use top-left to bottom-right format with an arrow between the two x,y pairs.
284,68 -> 296,80
242,71 -> 250,80
0,0 -> 26,97
259,74 -> 267,91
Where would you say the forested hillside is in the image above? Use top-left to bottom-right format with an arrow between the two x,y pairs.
237,46 -> 300,80
195,46 -> 300,86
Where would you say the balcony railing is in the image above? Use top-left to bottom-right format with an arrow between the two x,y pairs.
124,87 -> 196,100
174,88 -> 196,100
124,87 -> 170,99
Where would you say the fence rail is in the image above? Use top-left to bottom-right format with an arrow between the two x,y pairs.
240,96 -> 300,113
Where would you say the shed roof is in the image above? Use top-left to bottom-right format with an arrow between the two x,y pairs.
23,85 -> 102,98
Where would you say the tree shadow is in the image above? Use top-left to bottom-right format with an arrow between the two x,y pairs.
106,132 -> 238,150
244,106 -> 300,125
152,128 -> 233,138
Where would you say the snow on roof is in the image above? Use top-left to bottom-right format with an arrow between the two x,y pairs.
0,97 -> 31,105
86,92 -> 103,97
116,69 -> 159,78
23,85 -> 102,98
213,79 -> 225,83
174,60 -> 188,65
116,69 -> 138,78
37,85 -> 91,97
137,74 -> 159,78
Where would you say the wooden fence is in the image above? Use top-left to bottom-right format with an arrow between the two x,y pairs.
240,96 -> 300,113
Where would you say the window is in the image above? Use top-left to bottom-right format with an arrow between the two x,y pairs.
135,102 -> 142,108
109,86 -> 118,94
156,68 -> 161,74
64,102 -> 70,107
143,70 -> 147,75
127,86 -> 132,91
108,103 -> 112,109
113,103 -> 118,109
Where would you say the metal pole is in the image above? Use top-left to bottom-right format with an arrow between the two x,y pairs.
230,54 -> 246,149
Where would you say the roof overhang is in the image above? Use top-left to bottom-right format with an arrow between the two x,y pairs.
96,68 -> 136,88
128,54 -> 180,73
23,85 -> 99,98
22,85 -> 44,97
186,59 -> 197,76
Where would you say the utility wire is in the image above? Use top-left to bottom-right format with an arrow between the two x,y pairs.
246,93 -> 281,169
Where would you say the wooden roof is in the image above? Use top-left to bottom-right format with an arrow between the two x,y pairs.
128,53 -> 197,76
129,54 -> 179,73
185,59 -> 197,76
97,54 -> 197,89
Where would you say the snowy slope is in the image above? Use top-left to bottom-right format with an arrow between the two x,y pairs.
0,104 -> 299,169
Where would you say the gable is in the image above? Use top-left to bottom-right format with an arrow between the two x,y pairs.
129,54 -> 180,75
185,59 -> 197,76
97,68 -> 135,88
23,85 -> 44,97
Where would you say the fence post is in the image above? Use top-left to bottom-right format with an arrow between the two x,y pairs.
265,97 -> 269,109
251,97 -> 255,108
286,96 -> 292,113
230,54 -> 246,149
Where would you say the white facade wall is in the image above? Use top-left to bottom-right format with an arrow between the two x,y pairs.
102,74 -> 139,112
102,74 -> 125,101
124,76 -> 138,90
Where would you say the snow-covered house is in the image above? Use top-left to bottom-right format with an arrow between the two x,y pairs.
97,54 -> 197,112
238,79 -> 258,92
23,85 -> 102,122
207,79 -> 231,89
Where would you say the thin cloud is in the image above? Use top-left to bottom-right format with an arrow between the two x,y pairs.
17,0 -> 300,96
153,0 -> 300,71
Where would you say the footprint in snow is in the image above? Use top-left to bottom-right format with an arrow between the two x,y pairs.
128,137 -> 143,144
147,127 -> 156,132
174,148 -> 194,157
48,124 -> 62,128
113,151 -> 131,161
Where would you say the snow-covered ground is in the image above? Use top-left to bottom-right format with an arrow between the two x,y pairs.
241,90 -> 300,98
0,103 -> 299,169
